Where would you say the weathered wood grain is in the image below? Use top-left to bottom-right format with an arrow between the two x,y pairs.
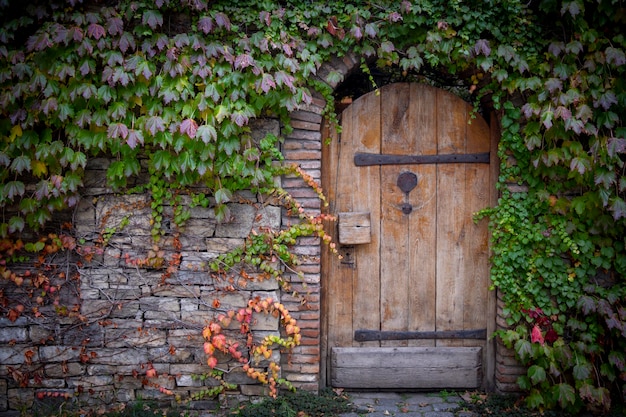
322,83 -> 494,389
331,346 -> 482,389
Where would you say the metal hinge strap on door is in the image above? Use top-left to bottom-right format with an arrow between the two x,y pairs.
354,328 -> 487,341
354,152 -> 490,166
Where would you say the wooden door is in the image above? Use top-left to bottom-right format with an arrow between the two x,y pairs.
321,83 -> 497,390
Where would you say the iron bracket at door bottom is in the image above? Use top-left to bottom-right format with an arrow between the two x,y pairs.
354,328 -> 487,341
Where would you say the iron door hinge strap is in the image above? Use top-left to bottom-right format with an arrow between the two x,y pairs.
354,152 -> 490,166
354,328 -> 487,341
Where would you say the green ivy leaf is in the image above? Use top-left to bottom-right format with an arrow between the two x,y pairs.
572,362 -> 591,380
553,383 -> 576,408
8,216 -> 24,233
10,155 -> 31,174
3,181 -> 25,199
528,365 -> 547,385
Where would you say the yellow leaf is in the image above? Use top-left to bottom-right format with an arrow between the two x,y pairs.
32,160 -> 48,177
9,125 -> 22,142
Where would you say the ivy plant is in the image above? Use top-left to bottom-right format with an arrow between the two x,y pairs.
0,0 -> 625,412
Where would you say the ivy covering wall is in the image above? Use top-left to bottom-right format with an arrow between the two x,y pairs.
0,0 -> 624,413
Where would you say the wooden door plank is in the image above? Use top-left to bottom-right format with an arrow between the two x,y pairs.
463,114 -> 491,348
348,90 -> 382,347
331,346 -> 482,389
435,89 -> 468,348
380,84 -> 412,347
325,113 -> 354,350
407,84 -> 438,347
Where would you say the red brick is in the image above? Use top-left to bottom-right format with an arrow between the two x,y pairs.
291,120 -> 320,131
282,149 -> 321,161
290,111 -> 322,124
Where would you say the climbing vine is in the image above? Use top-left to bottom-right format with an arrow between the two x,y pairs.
0,0 -> 625,413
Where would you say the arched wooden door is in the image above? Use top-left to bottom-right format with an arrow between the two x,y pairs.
321,83 -> 497,390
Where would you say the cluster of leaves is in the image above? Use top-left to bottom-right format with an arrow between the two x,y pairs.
0,0 -> 625,412
201,296 -> 301,398
479,0 -> 626,411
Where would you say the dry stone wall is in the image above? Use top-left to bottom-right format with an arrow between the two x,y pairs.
0,99 -> 326,414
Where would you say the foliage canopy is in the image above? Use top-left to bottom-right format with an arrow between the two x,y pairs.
0,0 -> 625,412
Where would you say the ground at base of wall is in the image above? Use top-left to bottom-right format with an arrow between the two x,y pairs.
3,390 -> 624,417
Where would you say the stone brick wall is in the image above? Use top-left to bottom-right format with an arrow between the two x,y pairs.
0,103 -> 326,414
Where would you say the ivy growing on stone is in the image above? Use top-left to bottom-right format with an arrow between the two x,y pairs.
0,0 -> 625,412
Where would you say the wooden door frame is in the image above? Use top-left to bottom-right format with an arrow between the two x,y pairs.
319,85 -> 500,391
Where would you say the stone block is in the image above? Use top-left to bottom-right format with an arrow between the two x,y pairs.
63,323 -> 104,346
168,329 -> 203,347
0,327 -> 28,343
0,346 -> 38,365
140,297 -> 180,312
175,374 -> 203,387
148,346 -> 193,363
104,327 -> 167,348
224,368 -> 257,385
81,299 -> 114,317
250,118 -> 280,140
214,204 -> 255,238
0,317 -> 28,327
179,310 -> 216,326
250,313 -> 279,332
39,346 -> 82,362
252,205 -> 281,230
245,278 -> 280,291
88,348 -> 149,365
204,237 -> 245,255
153,285 -> 201,298
44,362 -> 85,377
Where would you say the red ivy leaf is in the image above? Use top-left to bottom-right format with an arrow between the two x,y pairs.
142,10 -> 163,29
107,123 -> 128,140
180,118 -> 198,138
145,116 -> 165,136
473,39 -> 491,56
606,47 -> 626,66
258,73 -> 275,93
548,42 -> 565,57
570,156 -> 590,175
610,197 -> 626,220
595,91 -> 618,110
214,12 -> 231,30
87,23 -> 106,40
388,11 -> 402,22
380,41 -> 395,54
118,32 -> 135,53
608,137 -> 626,157
259,11 -> 271,26
127,129 -> 144,149
350,25 -> 363,40
364,23 -> 378,38
531,325 -> 545,345
27,32 -> 52,51
234,54 -> 254,70
198,16 -> 214,34
107,17 -> 124,36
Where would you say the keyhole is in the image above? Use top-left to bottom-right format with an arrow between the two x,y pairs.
397,172 -> 418,215
397,172 -> 418,193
